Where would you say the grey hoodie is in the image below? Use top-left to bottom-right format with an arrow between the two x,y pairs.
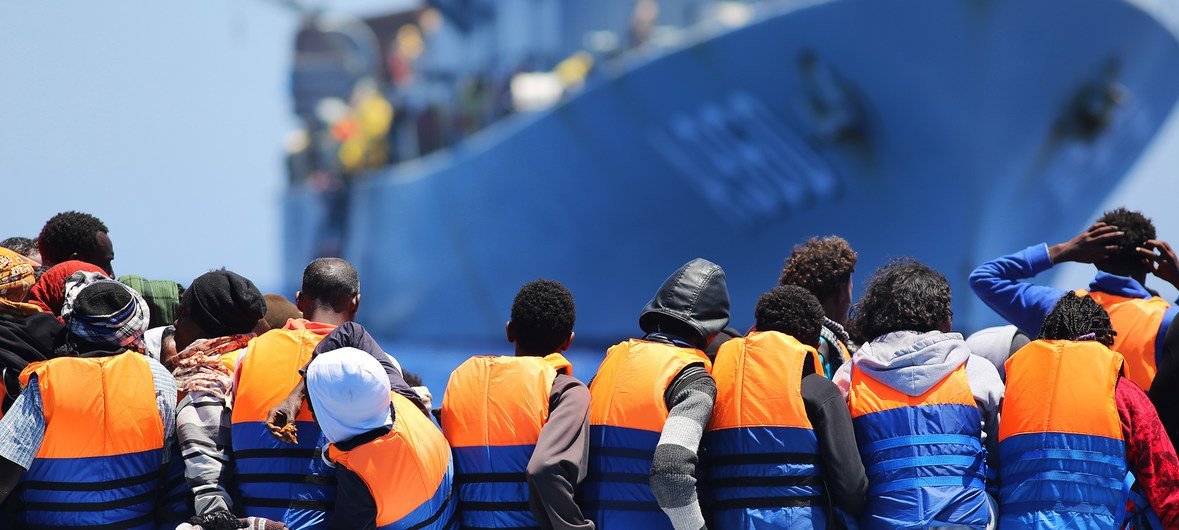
833,330 -> 1005,468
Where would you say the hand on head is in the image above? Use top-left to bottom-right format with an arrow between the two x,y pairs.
1138,239 -> 1179,287
1049,222 -> 1123,264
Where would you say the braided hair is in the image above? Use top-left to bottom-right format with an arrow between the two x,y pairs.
1037,291 -> 1117,347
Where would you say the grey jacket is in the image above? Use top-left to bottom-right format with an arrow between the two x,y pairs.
833,330 -> 1005,468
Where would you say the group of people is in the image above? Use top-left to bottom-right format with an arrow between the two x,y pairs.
0,208 -> 1177,530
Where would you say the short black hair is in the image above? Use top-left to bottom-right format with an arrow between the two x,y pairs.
779,236 -> 857,302
1095,208 -> 1155,277
38,211 -> 108,265
300,258 -> 359,310
1,237 -> 36,258
755,285 -> 824,349
510,279 -> 575,354
850,259 -> 952,341
1039,291 -> 1116,347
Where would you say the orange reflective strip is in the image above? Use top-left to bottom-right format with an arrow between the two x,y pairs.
589,340 -> 711,432
441,355 -> 555,448
1000,340 -> 1123,441
231,328 -> 327,424
848,363 -> 975,419
331,393 -> 451,526
1076,289 -> 1168,390
23,353 -> 164,458
709,331 -> 815,431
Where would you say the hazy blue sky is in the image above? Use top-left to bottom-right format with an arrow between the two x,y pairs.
0,0 -> 414,293
2,0 -> 1177,304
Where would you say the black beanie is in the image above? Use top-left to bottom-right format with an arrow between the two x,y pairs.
181,270 -> 266,338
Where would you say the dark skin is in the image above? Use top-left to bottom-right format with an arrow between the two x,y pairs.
39,230 -> 115,276
821,277 -> 854,326
1049,222 -> 1179,290
1138,239 -> 1179,290
264,292 -> 359,440
1048,222 -> 1124,268
0,233 -> 116,500
505,320 -> 574,357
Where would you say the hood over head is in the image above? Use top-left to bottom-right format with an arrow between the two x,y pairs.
639,258 -> 730,339
853,330 -> 970,397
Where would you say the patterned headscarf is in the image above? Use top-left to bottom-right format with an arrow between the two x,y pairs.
62,277 -> 150,352
0,247 -> 39,317
28,260 -> 107,316
170,334 -> 254,399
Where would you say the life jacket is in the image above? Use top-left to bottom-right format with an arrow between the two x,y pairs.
15,351 -> 164,529
847,361 -> 989,529
326,393 -> 457,530
584,339 -> 712,529
230,320 -> 336,530
999,339 -> 1158,529
704,331 -> 826,529
441,353 -> 573,529
1075,289 -> 1171,391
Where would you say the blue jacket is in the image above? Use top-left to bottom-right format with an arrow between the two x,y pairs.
968,243 -> 1176,360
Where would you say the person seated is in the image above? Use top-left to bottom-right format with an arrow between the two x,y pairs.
0,278 -> 175,528
440,279 -> 593,530
998,292 -> 1179,528
306,347 -> 455,530
779,236 -> 859,377
584,258 -> 730,530
969,208 -> 1178,393
704,285 -> 866,529
834,259 -> 1003,529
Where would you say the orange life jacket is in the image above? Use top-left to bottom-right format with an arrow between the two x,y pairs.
1075,289 -> 1170,390
705,331 -> 827,529
230,319 -> 336,530
15,351 -> 164,529
441,353 -> 573,529
584,339 -> 711,529
999,339 -> 1154,529
327,393 -> 456,530
848,361 -> 988,529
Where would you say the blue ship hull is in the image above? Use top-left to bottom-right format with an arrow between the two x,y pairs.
285,0 -> 1179,343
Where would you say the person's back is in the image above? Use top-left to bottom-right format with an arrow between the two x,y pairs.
704,286 -> 866,530
999,293 -> 1179,529
834,260 -> 1000,529
231,319 -> 337,527
309,347 -> 456,530
969,208 -> 1178,391
585,258 -> 729,530
18,351 -> 164,528
229,257 -> 360,529
443,355 -> 575,525
441,279 -> 593,530
0,279 -> 174,529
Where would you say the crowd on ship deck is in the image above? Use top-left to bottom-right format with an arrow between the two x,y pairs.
0,208 -> 1178,529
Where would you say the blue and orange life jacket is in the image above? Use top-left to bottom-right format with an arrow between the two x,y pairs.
847,360 -> 989,529
326,393 -> 457,530
999,339 -> 1159,529
440,353 -> 573,529
704,331 -> 827,529
584,339 -> 712,530
231,319 -> 336,530
1075,288 -> 1172,391
15,351 -> 164,529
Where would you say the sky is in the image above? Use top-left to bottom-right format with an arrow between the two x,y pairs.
2,0 -> 1177,301
0,0 -> 415,293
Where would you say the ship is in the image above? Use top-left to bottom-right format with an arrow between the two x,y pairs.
282,0 -> 1179,352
